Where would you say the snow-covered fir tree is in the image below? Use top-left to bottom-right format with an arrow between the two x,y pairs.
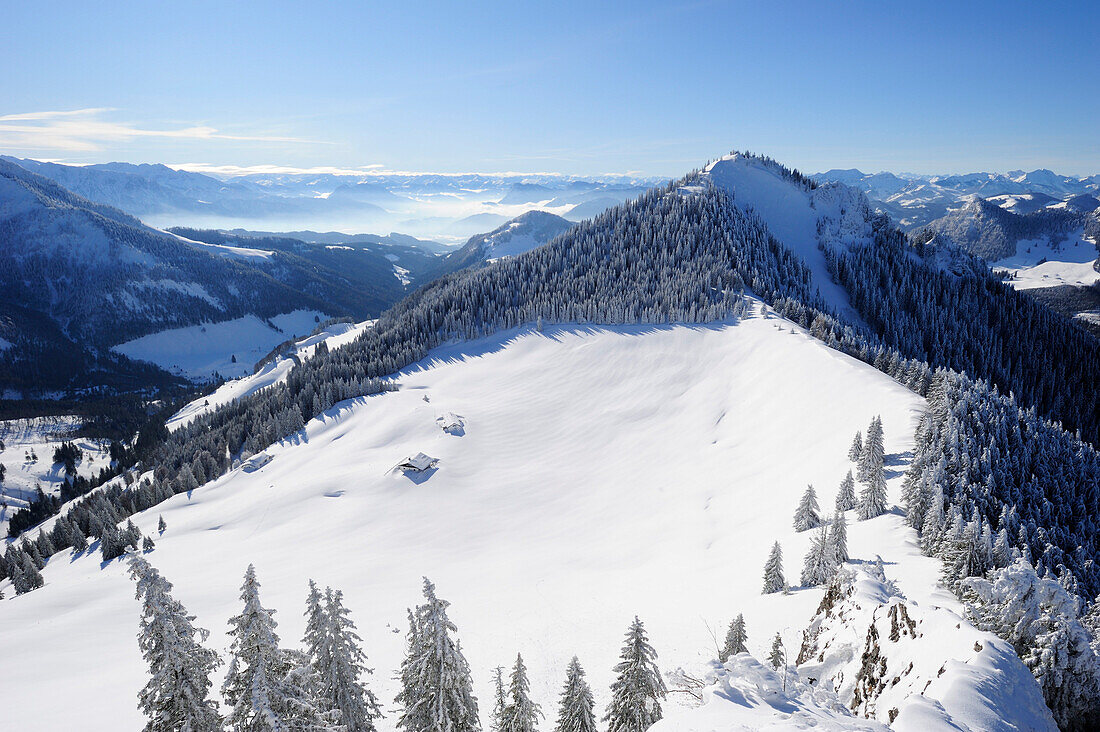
792,485 -> 821,532
835,471 -> 856,512
604,617 -> 666,732
761,541 -> 786,594
501,653 -> 542,732
492,667 -> 507,732
720,614 -> 748,660
157,515 -> 166,533
554,656 -> 596,732
800,525 -> 836,587
396,578 -> 480,732
856,417 -> 884,485
857,422 -> 888,520
128,554 -> 222,732
828,511 -> 848,564
122,519 -> 142,550
100,519 -> 129,562
767,634 -> 785,670
222,564 -> 327,731
847,431 -> 863,462
303,581 -> 382,732
14,550 -> 44,594
963,560 -> 1100,730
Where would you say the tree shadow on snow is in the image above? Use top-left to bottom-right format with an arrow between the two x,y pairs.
397,320 -> 742,376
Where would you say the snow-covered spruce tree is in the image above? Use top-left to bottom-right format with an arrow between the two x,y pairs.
604,617 -> 666,732
800,525 -> 836,587
12,550 -> 44,594
122,519 -> 142,550
303,581 -> 383,732
24,540 -> 45,569
128,554 -> 222,732
396,578 -> 480,732
767,634 -> 785,671
554,656 -> 596,732
828,511 -> 848,564
792,485 -> 821,532
835,471 -> 856,512
761,542 -> 786,594
720,614 -> 748,660
857,419 -> 888,520
222,564 -> 327,731
941,516 -> 991,590
963,560 -> 1100,730
492,667 -> 508,732
847,431 -> 863,462
20,549 -> 44,591
100,520 -> 123,561
158,515 -> 166,534
142,536 -> 155,552
856,417 -> 884,485
501,653 -> 542,732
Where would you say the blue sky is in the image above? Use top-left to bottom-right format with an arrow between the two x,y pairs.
3,0 -> 1097,176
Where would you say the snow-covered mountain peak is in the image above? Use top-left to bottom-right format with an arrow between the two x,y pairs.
476,209 -> 572,260
702,153 -> 871,320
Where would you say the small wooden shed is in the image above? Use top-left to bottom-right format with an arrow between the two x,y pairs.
393,452 -> 439,473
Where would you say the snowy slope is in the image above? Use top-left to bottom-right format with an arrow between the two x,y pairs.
166,320 -> 373,431
0,417 -> 113,535
112,310 -> 326,382
992,228 -> 1099,290
703,155 -> 869,323
0,302 -> 1049,731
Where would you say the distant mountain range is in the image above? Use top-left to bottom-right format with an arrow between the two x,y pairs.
0,160 -> 440,396
814,167 -> 1100,230
1,156 -> 657,241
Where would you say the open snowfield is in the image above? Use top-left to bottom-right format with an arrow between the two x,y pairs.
0,417 -> 112,535
166,320 -> 374,431
993,228 -> 1100,290
111,309 -> 328,381
0,303 -> 1048,730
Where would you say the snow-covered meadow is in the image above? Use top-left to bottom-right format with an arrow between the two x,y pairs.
112,309 -> 329,382
0,302 -> 1050,730
993,228 -> 1100,290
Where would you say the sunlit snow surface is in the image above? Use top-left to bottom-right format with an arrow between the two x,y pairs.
992,228 -> 1100,290
0,302 -> 1051,730
0,417 -> 113,535
111,309 -> 328,381
166,320 -> 374,431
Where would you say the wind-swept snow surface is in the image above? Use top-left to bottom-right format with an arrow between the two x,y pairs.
653,654 -> 889,731
0,303 -> 1049,730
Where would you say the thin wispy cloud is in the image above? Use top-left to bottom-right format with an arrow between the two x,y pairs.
0,108 -> 327,152
167,162 -> 657,179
